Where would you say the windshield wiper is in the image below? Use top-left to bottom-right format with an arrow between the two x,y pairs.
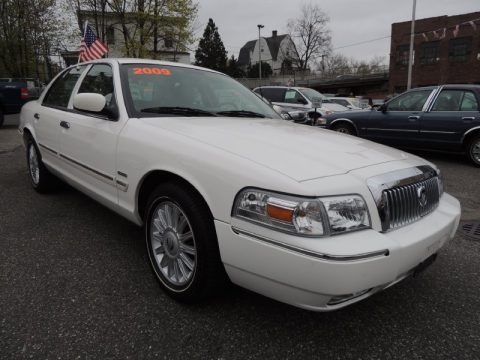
140,106 -> 217,117
216,110 -> 266,118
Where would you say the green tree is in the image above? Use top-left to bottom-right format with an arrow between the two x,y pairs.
225,55 -> 245,78
195,18 -> 227,72
0,0 -> 73,80
247,62 -> 272,78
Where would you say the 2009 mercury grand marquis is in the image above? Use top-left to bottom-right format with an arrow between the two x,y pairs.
19,59 -> 461,311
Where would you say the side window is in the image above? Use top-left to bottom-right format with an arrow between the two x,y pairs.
43,66 -> 86,108
460,91 -> 479,111
387,90 -> 431,111
431,90 -> 463,111
284,89 -> 305,104
78,64 -> 115,106
258,88 -> 285,103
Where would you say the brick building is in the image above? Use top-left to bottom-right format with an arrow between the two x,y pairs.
389,12 -> 480,94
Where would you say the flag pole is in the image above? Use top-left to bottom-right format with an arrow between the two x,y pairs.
77,20 -> 88,65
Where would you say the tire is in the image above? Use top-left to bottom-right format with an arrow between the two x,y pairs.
466,135 -> 480,167
145,182 -> 228,303
332,122 -> 356,136
26,137 -> 56,193
0,108 -> 4,128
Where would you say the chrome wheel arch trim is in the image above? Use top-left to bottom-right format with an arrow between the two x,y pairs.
461,126 -> 480,143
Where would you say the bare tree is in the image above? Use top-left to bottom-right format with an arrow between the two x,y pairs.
287,3 -> 331,72
319,53 -> 387,77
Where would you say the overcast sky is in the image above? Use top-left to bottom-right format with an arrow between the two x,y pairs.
196,0 -> 479,65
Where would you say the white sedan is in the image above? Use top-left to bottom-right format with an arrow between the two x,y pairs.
19,59 -> 461,311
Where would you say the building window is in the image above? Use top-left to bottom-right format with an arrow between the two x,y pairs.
106,27 -> 115,45
396,45 -> 410,66
420,41 -> 439,65
164,38 -> 173,48
449,37 -> 472,63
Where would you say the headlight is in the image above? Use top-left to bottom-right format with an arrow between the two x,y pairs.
316,117 -> 327,126
232,189 -> 370,237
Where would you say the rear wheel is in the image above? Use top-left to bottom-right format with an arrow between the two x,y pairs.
332,122 -> 356,136
26,137 -> 56,192
467,135 -> 480,167
145,182 -> 228,302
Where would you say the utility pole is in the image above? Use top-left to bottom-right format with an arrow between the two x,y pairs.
257,24 -> 264,81
407,0 -> 416,90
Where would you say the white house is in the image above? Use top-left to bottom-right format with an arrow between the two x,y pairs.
237,31 -> 299,75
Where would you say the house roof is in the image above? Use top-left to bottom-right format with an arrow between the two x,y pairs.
265,34 -> 288,61
237,40 -> 256,67
237,34 -> 290,67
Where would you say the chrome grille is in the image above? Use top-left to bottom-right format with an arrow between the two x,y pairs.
383,176 -> 439,230
367,166 -> 442,232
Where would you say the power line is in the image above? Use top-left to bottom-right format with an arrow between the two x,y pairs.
332,35 -> 391,51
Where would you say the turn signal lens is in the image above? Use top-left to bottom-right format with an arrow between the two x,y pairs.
266,199 -> 295,223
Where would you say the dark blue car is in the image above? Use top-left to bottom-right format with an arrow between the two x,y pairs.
325,85 -> 480,166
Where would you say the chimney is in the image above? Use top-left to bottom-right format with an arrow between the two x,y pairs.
272,30 -> 277,37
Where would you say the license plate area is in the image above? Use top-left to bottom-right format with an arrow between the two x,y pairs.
413,253 -> 437,277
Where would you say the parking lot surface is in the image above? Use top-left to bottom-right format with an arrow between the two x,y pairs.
1,115 -> 479,359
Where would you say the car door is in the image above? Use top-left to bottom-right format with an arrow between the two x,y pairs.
420,88 -> 480,151
58,63 -> 124,207
365,89 -> 434,147
280,89 -> 311,112
35,66 -> 87,168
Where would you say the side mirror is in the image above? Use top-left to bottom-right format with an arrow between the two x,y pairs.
379,104 -> 387,112
73,93 -> 106,113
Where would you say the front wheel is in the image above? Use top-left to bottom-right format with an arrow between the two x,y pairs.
145,183 -> 228,302
467,135 -> 480,167
26,138 -> 56,192
332,122 -> 356,136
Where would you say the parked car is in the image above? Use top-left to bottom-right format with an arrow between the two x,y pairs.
19,59 -> 461,311
253,86 -> 347,125
0,78 -> 42,127
324,85 -> 480,167
254,92 -> 310,124
329,97 -> 364,110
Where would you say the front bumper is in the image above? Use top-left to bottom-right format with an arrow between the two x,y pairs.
216,193 -> 461,311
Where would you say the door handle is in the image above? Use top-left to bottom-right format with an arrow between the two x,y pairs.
408,115 -> 420,122
462,117 -> 475,122
34,113 -> 40,120
60,121 -> 70,129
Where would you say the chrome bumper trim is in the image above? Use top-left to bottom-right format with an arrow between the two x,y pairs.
231,227 -> 389,262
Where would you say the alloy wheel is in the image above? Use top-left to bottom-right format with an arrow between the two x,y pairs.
149,201 -> 197,286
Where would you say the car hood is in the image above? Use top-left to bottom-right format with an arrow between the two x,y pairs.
141,117 -> 411,182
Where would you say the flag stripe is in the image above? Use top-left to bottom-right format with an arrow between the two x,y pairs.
79,25 -> 108,62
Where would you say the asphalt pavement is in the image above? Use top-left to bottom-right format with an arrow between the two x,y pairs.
1,114 -> 479,359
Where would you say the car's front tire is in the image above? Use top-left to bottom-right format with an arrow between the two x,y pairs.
145,182 -> 228,303
26,138 -> 56,192
332,122 -> 356,135
467,134 -> 480,167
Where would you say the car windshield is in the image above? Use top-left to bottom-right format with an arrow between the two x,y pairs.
121,64 -> 280,119
298,88 -> 328,102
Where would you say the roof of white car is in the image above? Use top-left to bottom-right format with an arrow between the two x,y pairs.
76,58 -> 222,74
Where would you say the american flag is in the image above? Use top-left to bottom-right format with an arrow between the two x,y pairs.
79,24 -> 108,62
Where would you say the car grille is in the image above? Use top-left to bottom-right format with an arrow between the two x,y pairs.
367,166 -> 441,232
383,176 -> 439,230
